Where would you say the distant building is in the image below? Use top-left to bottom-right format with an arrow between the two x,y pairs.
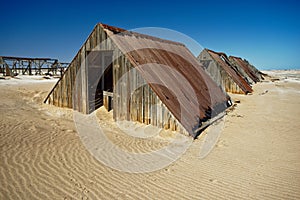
44,23 -> 231,138
198,49 -> 253,94
229,56 -> 262,83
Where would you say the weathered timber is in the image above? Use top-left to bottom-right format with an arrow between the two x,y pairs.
44,23 -> 231,138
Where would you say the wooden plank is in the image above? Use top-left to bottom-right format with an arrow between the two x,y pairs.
81,47 -> 87,113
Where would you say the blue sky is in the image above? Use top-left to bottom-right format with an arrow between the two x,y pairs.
1,0 -> 299,70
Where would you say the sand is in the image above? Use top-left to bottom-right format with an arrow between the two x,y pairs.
0,71 -> 300,199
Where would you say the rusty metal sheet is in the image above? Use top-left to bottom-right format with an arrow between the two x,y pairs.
101,24 -> 230,136
206,49 -> 253,94
229,56 -> 260,83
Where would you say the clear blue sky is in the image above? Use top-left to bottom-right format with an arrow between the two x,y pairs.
1,0 -> 299,70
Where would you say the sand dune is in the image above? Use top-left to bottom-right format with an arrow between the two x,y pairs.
1,72 -> 300,199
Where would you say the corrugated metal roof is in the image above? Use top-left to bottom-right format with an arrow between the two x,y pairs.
229,56 -> 260,83
101,24 -> 230,137
206,49 -> 253,94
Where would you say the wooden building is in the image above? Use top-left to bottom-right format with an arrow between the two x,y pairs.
229,56 -> 263,82
44,23 -> 231,138
198,49 -> 253,94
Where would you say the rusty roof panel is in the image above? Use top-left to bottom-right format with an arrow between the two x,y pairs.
206,49 -> 253,94
101,24 -> 230,137
229,56 -> 260,83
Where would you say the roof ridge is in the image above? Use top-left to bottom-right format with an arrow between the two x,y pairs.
229,55 -> 242,59
205,48 -> 227,56
99,23 -> 185,47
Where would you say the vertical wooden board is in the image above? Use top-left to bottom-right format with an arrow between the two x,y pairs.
113,51 -> 120,120
86,38 -> 91,52
63,74 -> 67,107
120,57 -> 125,120
118,56 -> 123,120
59,81 -> 63,107
80,47 -> 87,113
170,117 -> 174,131
129,65 -> 133,121
56,82 -> 60,107
77,63 -> 82,112
72,62 -> 76,109
143,85 -> 147,124
65,72 -> 68,107
75,60 -> 79,111
176,121 -> 181,132
55,89 -> 59,107
68,66 -> 73,107
72,62 -> 76,106
147,85 -> 152,125
163,106 -> 170,130
90,31 -> 95,50
148,91 -> 152,126
119,56 -> 124,120
53,90 -> 56,106
116,75 -> 120,121
52,90 -> 55,106
131,67 -> 137,122
160,100 -> 164,128
114,62 -> 119,121
156,93 -> 159,126
165,106 -> 169,129
58,79 -> 62,107
134,67 -> 139,122
134,70 -> 139,122
102,30 -> 107,49
62,76 -> 65,107
116,54 -> 124,120
128,66 -> 132,121
159,95 -> 163,127
147,85 -> 155,124
113,64 -> 117,120
96,25 -> 100,50
142,85 -> 146,124
103,94 -> 108,110
121,60 -> 125,120
50,94 -> 53,105
137,90 -> 141,123
172,119 -> 177,131
147,85 -> 151,124
153,87 -> 157,126
162,105 -> 166,129
51,90 -> 55,105
139,73 -> 144,123
66,67 -> 70,107
126,62 -> 131,121
151,92 -> 155,126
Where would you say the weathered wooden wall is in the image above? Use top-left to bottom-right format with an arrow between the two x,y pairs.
45,24 -> 115,113
112,47 -> 188,135
45,23 -> 189,135
198,50 -> 246,94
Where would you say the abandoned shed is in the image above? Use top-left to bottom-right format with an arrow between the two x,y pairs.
44,23 -> 231,138
198,49 -> 253,94
229,56 -> 261,83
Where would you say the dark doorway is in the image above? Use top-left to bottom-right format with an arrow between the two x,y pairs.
86,50 -> 113,113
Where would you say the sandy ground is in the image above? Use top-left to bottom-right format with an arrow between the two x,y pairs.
1,71 -> 300,199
